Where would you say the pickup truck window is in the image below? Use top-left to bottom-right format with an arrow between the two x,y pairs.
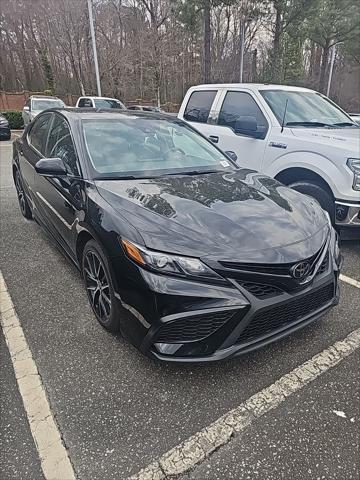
218,91 -> 268,131
184,91 -> 217,123
78,98 -> 93,107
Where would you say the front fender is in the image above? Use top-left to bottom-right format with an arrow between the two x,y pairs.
267,151 -> 354,200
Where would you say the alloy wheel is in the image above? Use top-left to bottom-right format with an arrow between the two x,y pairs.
84,250 -> 112,321
15,171 -> 26,215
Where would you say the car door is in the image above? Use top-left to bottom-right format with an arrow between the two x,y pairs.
19,112 -> 53,210
214,90 -> 270,171
34,112 -> 84,256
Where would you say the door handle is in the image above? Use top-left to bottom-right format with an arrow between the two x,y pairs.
209,135 -> 219,144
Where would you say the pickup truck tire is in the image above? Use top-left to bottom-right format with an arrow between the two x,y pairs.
288,181 -> 335,224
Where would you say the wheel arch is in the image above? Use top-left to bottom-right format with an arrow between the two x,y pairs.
275,167 -> 334,198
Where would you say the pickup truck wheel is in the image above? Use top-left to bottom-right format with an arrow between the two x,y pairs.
288,181 -> 335,224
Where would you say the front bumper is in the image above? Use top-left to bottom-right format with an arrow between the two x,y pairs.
148,275 -> 339,362
335,200 -> 360,227
113,228 -> 341,363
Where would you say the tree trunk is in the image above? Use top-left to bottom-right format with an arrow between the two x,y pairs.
203,0 -> 211,83
319,39 -> 330,93
272,2 -> 282,82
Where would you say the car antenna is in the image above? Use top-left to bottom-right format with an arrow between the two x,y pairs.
281,98 -> 289,133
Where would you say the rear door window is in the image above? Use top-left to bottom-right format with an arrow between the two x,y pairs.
218,91 -> 268,132
78,98 -> 93,107
28,113 -> 52,155
184,90 -> 217,123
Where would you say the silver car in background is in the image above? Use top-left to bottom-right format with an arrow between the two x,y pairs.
22,95 -> 65,126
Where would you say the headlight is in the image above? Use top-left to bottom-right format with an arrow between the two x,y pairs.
347,158 -> 360,191
121,239 -> 223,282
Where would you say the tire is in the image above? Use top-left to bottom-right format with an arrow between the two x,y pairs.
288,180 -> 335,224
14,169 -> 32,219
82,239 -> 121,332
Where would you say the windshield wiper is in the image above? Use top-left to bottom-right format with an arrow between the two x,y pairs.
165,170 -> 221,176
331,122 -> 357,127
285,121 -> 334,128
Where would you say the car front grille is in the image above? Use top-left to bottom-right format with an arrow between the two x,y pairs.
236,282 -> 334,345
315,253 -> 329,277
220,242 -> 327,277
237,281 -> 283,299
156,310 -> 236,344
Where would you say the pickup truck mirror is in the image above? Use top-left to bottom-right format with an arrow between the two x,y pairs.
35,158 -> 67,177
234,116 -> 266,139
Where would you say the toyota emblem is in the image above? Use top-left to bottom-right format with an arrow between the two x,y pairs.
291,261 -> 311,279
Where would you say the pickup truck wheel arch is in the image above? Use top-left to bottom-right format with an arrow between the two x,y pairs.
275,169 -> 335,223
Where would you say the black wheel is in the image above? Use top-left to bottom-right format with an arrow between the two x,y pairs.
15,169 -> 32,219
82,240 -> 121,332
288,180 -> 335,224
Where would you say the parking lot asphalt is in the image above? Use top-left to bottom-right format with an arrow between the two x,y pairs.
1,135 -> 359,480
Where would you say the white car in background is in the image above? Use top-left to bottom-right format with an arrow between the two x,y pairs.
22,96 -> 65,126
178,84 -> 360,233
76,96 -> 125,109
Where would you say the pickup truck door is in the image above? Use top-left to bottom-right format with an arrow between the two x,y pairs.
211,89 -> 270,172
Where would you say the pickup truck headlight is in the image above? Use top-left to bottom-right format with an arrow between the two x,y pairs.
347,158 -> 360,191
121,239 -> 223,282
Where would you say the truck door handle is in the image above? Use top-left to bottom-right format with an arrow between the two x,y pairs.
209,135 -> 219,143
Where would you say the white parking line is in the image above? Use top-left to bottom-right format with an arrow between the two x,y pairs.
129,327 -> 360,479
340,274 -> 360,289
0,272 -> 76,480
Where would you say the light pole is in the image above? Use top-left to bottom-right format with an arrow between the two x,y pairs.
326,44 -> 336,97
239,20 -> 245,83
87,0 -> 102,97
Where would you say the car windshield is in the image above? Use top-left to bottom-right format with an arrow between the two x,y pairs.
260,90 -> 357,128
32,99 -> 64,110
82,117 -> 235,179
93,99 -> 125,109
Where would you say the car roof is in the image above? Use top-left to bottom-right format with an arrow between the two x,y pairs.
189,83 -> 316,93
30,95 -> 63,100
46,108 -> 176,122
78,96 -> 121,101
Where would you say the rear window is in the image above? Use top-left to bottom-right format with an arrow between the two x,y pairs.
183,91 -> 217,123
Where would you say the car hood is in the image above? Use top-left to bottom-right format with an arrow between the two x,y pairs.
290,127 -> 360,153
95,170 -> 329,264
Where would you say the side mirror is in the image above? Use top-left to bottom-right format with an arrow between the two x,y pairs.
35,158 -> 67,177
225,150 -> 238,162
23,106 -> 29,112
234,116 -> 258,136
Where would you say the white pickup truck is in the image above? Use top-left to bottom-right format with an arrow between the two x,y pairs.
178,84 -> 360,233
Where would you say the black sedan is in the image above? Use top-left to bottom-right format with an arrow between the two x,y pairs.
12,109 -> 342,362
0,114 -> 11,140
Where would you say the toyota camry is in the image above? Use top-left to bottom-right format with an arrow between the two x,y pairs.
12,109 -> 342,362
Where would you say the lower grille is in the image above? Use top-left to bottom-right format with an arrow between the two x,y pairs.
236,283 -> 334,345
238,281 -> 283,299
157,310 -> 235,344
